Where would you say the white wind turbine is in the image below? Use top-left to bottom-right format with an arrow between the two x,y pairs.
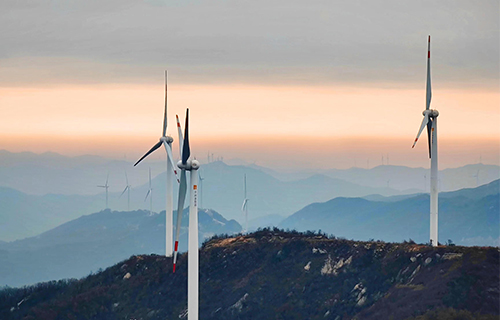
172,109 -> 201,320
472,169 -> 480,187
120,172 -> 132,211
144,168 -> 153,216
97,173 -> 110,209
134,71 -> 179,257
412,35 -> 440,246
241,174 -> 249,233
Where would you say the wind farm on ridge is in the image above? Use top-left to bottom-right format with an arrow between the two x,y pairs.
0,1 -> 498,318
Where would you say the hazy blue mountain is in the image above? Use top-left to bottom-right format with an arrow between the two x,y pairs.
0,208 -> 241,288
0,186 -> 105,241
362,179 -> 500,202
152,161 -> 402,223
280,180 -> 500,246
0,161 -> 402,241
324,163 -> 499,192
0,149 -> 167,195
1,150 -> 498,197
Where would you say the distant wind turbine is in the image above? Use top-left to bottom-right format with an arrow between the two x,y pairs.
241,174 -> 249,233
120,172 -> 131,211
144,168 -> 153,216
172,109 -> 201,320
134,71 -> 179,257
472,169 -> 480,187
412,35 -> 440,246
198,170 -> 205,209
97,173 -> 110,209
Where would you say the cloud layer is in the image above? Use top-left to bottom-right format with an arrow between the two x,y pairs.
1,0 -> 498,86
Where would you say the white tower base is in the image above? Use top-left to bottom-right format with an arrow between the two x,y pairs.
188,169 -> 199,320
430,117 -> 438,246
165,143 -> 174,257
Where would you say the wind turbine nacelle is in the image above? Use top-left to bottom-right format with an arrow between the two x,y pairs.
431,109 -> 439,117
160,136 -> 174,143
422,110 -> 432,116
191,160 -> 200,170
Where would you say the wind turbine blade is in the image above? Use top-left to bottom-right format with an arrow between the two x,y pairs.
162,70 -> 168,137
412,113 -> 429,148
241,199 -> 248,211
176,114 -> 184,159
134,141 -> 163,166
106,173 -> 109,186
426,120 -> 432,158
163,141 -> 180,183
125,172 -> 129,186
120,186 -> 128,198
144,189 -> 151,202
182,109 -> 190,164
149,167 -> 152,188
172,169 -> 187,272
426,35 -> 432,110
244,174 -> 247,199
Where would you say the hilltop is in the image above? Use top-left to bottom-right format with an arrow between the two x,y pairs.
1,229 -> 498,320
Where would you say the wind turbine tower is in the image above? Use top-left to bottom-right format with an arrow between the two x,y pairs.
412,35 -> 440,246
134,71 -> 179,257
241,174 -> 249,233
97,173 -> 110,209
144,168 -> 153,215
172,109 -> 200,320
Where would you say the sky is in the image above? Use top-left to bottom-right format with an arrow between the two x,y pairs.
0,0 -> 498,170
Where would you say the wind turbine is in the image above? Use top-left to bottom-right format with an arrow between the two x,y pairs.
144,168 -> 153,216
134,71 -> 179,257
412,35 -> 440,247
241,174 -> 249,233
97,173 -> 109,209
172,109 -> 201,320
120,172 -> 131,211
472,169 -> 480,187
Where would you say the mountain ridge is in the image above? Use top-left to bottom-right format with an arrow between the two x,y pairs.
1,230 -> 498,320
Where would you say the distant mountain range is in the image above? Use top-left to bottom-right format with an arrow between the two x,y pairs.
0,159 -> 407,241
1,181 -> 498,288
0,208 -> 241,288
280,179 -> 500,246
1,150 -> 498,196
1,230 -> 498,319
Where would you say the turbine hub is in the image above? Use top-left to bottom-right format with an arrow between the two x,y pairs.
422,110 -> 431,116
177,159 -> 193,170
430,109 -> 439,117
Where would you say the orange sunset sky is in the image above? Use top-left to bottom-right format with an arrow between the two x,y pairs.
0,1 -> 498,170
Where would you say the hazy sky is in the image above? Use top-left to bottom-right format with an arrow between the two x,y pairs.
0,0 -> 498,169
